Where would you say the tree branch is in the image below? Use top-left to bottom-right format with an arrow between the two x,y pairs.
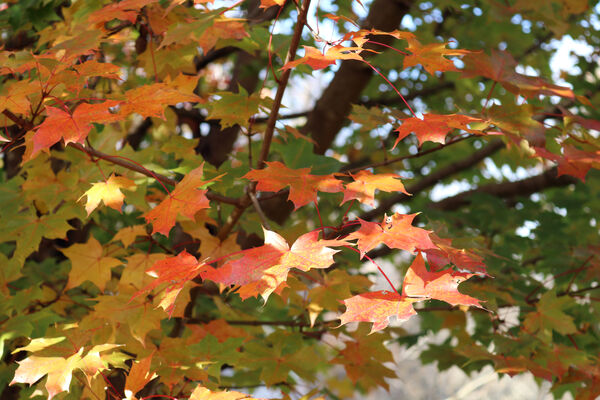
302,0 -> 415,154
429,166 -> 577,211
1,110 -> 240,205
216,0 -> 312,240
358,138 -> 506,222
69,143 -> 241,205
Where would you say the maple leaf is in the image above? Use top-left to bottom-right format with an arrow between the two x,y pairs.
403,38 -> 471,75
120,253 -> 168,289
180,221 -> 241,262
341,170 -> 410,206
523,290 -> 577,343
282,29 -> 411,71
258,0 -> 285,8
196,18 -> 249,53
535,145 -> 600,182
187,319 -> 250,344
83,291 -> 164,345
61,236 -> 123,291
347,213 -> 436,258
423,233 -> 487,274
243,161 -> 343,210
339,291 -> 419,333
331,327 -> 397,389
10,345 -> 119,400
112,224 -> 148,248
144,164 -> 221,236
402,253 -> 483,308
0,79 -> 39,116
0,205 -> 80,264
132,250 -> 203,316
282,45 -> 365,71
124,353 -> 156,397
206,87 -> 271,129
73,60 -> 121,80
394,113 -> 485,147
88,0 -> 158,25
31,101 -> 122,158
119,83 -> 202,119
79,174 -> 136,215
201,228 -> 347,300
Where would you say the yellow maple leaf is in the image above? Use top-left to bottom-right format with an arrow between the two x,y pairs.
80,174 -> 135,216
61,236 -> 122,291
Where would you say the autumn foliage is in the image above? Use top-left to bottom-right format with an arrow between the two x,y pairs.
1,0 -> 599,399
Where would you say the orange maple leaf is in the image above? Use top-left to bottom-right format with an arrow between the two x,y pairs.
134,250 -> 203,316
144,164 -> 221,236
243,161 -> 343,210
79,174 -> 136,215
339,291 -> 419,333
282,45 -> 365,71
88,0 -> 158,25
258,0 -> 285,8
124,354 -> 156,397
348,213 -> 436,258
200,229 -> 348,301
119,83 -> 202,119
394,113 -> 485,147
341,170 -> 410,207
402,253 -> 483,308
31,101 -> 121,158
73,60 -> 121,80
403,38 -> 471,75
196,18 -> 249,53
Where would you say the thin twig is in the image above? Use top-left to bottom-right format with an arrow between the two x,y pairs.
248,190 -> 271,229
216,0 -> 312,241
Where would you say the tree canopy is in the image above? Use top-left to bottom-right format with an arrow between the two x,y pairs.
1,0 -> 600,399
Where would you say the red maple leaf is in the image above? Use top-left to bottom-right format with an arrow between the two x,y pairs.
347,213 -> 436,258
133,250 -> 203,316
144,164 -> 221,236
394,113 -> 485,148
201,229 -> 348,300
423,233 -> 488,274
535,145 -> 600,182
31,101 -> 121,158
402,253 -> 483,308
243,161 -> 343,210
341,170 -> 410,207
339,291 -> 419,333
